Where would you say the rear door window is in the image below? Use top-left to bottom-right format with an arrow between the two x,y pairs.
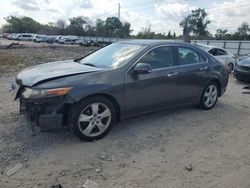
177,47 -> 206,65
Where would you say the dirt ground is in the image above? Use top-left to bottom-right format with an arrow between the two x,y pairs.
0,42 -> 250,188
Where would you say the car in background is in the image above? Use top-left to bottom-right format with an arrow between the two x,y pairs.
234,56 -> 250,82
58,35 -> 79,44
13,40 -> 229,141
78,40 -> 101,47
33,35 -> 47,43
195,44 -> 236,72
17,33 -> 35,41
238,54 -> 250,61
55,36 -> 63,43
7,33 -> 19,40
2,33 -> 10,38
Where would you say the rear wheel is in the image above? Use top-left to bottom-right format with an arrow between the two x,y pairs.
227,63 -> 234,73
199,82 -> 219,110
71,96 -> 116,141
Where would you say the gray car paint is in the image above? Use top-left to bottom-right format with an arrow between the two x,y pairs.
16,60 -> 103,86
15,40 -> 229,120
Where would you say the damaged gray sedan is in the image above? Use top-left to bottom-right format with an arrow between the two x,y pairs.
13,40 -> 229,141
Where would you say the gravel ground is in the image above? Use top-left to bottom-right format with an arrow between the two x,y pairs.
0,45 -> 250,188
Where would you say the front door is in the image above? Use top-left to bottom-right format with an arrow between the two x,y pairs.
124,46 -> 180,116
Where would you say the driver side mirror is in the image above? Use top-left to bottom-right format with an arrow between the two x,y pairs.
132,63 -> 152,74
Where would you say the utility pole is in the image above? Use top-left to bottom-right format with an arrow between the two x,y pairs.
118,3 -> 120,20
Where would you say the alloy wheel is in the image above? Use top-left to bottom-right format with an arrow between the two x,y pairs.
78,103 -> 111,137
203,85 -> 218,108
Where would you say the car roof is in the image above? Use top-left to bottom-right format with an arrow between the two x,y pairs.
118,39 -> 187,46
195,43 -> 228,51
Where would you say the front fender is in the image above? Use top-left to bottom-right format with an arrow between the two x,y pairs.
68,84 -> 123,103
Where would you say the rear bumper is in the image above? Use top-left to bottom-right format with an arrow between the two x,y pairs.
20,96 -> 67,132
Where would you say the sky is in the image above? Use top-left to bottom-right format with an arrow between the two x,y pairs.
0,0 -> 250,35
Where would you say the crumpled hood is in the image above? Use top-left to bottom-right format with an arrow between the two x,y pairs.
16,60 -> 103,86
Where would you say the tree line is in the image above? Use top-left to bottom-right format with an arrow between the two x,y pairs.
1,8 -> 250,40
180,8 -> 250,41
1,16 -> 132,38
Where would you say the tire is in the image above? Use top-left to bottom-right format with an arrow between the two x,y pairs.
71,96 -> 116,141
227,63 -> 234,73
199,82 -> 219,110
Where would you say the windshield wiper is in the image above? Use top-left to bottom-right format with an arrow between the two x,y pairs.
82,63 -> 96,67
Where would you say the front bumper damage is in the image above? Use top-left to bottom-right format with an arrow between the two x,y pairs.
19,96 -> 70,132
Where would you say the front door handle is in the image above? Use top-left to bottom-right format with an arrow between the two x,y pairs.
167,72 -> 178,78
200,67 -> 208,71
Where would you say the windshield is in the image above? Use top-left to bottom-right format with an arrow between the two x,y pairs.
80,43 -> 146,68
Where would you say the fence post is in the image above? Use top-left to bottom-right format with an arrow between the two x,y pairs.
223,41 -> 226,49
237,41 -> 242,55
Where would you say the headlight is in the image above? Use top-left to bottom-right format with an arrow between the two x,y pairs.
22,87 -> 72,99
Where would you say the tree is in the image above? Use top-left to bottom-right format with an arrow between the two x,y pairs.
167,30 -> 171,39
235,22 -> 250,40
136,26 -> 169,39
96,19 -> 106,36
120,22 -> 132,38
180,8 -> 211,38
105,17 -> 122,37
215,29 -> 228,40
2,16 -> 41,33
67,16 -> 86,35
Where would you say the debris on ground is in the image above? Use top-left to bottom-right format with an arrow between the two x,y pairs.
99,155 -> 106,160
83,179 -> 99,188
5,163 -> 23,177
95,168 -> 101,173
185,163 -> 193,171
51,183 -> 62,188
5,42 -> 24,49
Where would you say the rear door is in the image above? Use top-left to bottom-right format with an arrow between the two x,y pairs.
124,45 -> 180,115
175,46 -> 210,104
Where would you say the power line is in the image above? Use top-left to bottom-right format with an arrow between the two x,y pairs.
118,3 -> 121,20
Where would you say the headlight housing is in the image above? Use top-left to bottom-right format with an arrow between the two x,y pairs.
22,87 -> 72,99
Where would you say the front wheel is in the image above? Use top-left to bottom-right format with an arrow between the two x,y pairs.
71,96 -> 116,141
199,82 -> 219,110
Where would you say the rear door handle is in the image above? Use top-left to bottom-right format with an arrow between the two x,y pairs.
200,67 -> 208,71
167,72 -> 178,78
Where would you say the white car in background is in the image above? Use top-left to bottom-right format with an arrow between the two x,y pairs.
33,35 -> 47,43
16,33 -> 35,41
195,44 -> 237,72
58,35 -> 79,44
